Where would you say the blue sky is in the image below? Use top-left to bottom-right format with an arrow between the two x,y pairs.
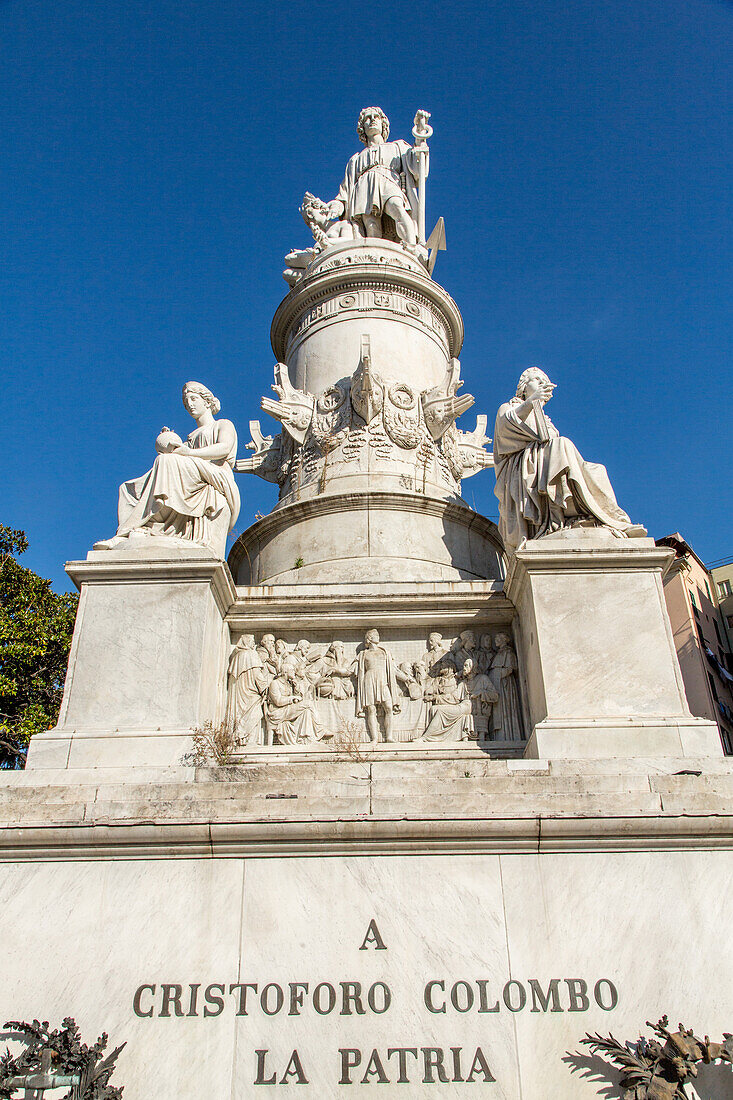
2,0 -> 731,590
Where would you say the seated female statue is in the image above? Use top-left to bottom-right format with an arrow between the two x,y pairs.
95,381 -> 240,559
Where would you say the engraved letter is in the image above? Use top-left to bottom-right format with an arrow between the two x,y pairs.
281,1050 -> 308,1084
565,978 -> 590,1012
359,919 -> 387,950
466,1047 -> 496,1083
132,984 -> 155,1018
339,1049 -> 362,1084
361,1050 -> 389,1084
528,978 -> 562,1013
594,979 -> 618,1011
254,1050 -> 276,1085
424,980 -> 446,1013
387,1048 -> 418,1083
160,984 -> 184,1018
422,1048 -> 449,1084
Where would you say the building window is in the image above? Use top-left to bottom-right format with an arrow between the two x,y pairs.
714,620 -> 724,646
708,673 -> 719,701
719,579 -> 733,598
704,579 -> 712,600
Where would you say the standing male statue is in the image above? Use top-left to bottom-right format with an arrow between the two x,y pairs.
328,107 -> 430,252
354,629 -> 402,743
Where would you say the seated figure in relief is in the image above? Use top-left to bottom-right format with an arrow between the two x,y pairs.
95,381 -> 240,559
265,655 -> 328,746
492,368 -> 644,555
422,667 -> 473,743
316,641 -> 355,700
327,107 -> 427,250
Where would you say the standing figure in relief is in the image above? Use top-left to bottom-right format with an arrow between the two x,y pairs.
462,657 -> 498,724
489,633 -> 524,742
354,629 -> 402,743
95,382 -> 240,559
422,667 -> 473,742
265,656 -> 327,746
493,368 -> 643,555
225,635 -> 269,746
451,630 -> 477,675
328,107 -> 427,249
477,633 -> 494,675
316,641 -> 355,700
257,634 -> 279,680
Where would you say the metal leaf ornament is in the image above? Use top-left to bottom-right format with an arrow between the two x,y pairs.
0,1018 -> 125,1099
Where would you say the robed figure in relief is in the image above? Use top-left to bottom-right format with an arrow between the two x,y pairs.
493,368 -> 640,555
96,381 -> 240,559
226,635 -> 269,746
422,667 -> 473,742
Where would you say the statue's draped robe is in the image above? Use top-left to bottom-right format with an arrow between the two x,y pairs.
335,140 -> 423,235
116,420 -> 240,557
423,679 -> 472,742
492,401 -> 630,553
226,645 -> 268,745
489,647 -> 523,742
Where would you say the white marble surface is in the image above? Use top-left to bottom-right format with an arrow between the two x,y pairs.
1,848 -> 732,1098
507,529 -> 723,757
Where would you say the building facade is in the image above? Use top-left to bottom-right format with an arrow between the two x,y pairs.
657,534 -> 733,753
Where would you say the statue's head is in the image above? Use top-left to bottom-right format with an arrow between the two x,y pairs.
357,107 -> 390,145
494,632 -> 509,649
260,633 -> 275,650
280,655 -> 299,679
480,633 -> 492,650
428,632 -> 443,649
463,657 -> 474,676
515,368 -> 553,402
182,380 -> 221,415
460,630 -> 475,650
296,639 -> 310,656
365,628 -> 380,647
240,634 -> 255,650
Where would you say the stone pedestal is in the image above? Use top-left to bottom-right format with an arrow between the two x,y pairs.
505,528 -> 723,758
26,544 -> 236,770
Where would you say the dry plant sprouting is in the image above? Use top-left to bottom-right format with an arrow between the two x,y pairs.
333,720 -> 370,763
180,718 -> 238,766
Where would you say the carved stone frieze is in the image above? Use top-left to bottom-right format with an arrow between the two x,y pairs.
225,630 -> 524,748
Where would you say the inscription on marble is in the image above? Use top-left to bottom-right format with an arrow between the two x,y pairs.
131,921 -> 619,1089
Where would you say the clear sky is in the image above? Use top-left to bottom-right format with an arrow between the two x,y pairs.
2,0 -> 731,591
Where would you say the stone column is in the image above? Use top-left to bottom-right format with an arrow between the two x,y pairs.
506,528 -> 723,758
25,544 -> 236,769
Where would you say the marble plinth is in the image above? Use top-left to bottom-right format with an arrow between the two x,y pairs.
25,545 -> 235,771
1,757 -> 732,1099
506,528 -> 724,758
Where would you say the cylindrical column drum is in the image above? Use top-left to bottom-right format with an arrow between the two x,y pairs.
229,241 -> 501,584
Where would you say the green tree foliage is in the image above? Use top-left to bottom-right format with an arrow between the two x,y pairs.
0,525 -> 78,767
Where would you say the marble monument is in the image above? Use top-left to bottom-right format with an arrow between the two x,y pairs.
2,107 -> 732,1100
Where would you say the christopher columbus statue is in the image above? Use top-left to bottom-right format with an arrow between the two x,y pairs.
328,107 -> 430,252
